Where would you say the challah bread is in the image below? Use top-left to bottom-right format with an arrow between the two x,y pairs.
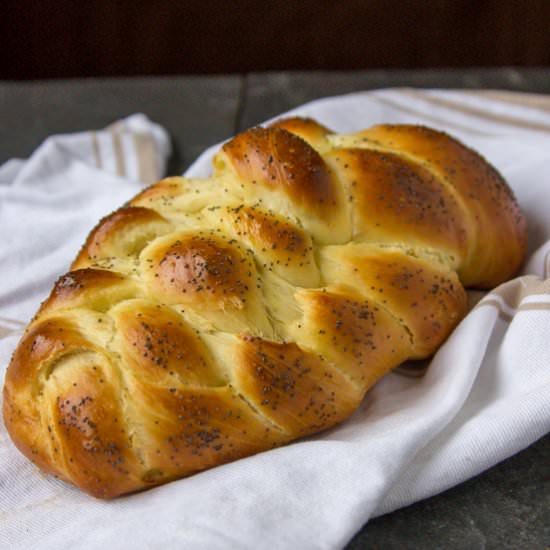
3,118 -> 527,498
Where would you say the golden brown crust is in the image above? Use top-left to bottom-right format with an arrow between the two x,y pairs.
38,269 -> 138,316
213,204 -> 319,286
235,336 -> 361,435
2,317 -> 130,497
290,288 -> 412,384
269,117 -> 332,150
130,177 -> 186,206
2,118 -> 527,498
144,233 -> 255,307
352,124 -> 527,287
47,365 -> 143,498
5,318 -> 92,393
221,127 -> 335,208
215,126 -> 351,244
112,300 -> 222,386
326,148 -> 469,266
122,382 -> 286,485
72,206 -> 171,270
319,246 -> 468,357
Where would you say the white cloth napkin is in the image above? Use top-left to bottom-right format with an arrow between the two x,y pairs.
1,90 -> 550,550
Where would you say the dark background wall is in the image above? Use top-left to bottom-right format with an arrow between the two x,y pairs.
2,0 -> 550,80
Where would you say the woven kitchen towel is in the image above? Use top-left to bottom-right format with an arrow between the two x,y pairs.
1,91 -> 549,550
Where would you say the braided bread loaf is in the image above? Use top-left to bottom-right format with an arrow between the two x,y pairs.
3,118 -> 527,498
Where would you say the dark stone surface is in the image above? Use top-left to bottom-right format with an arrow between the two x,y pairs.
1,69 -> 549,549
347,434 -> 550,550
0,76 -> 241,174
239,68 -> 550,130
